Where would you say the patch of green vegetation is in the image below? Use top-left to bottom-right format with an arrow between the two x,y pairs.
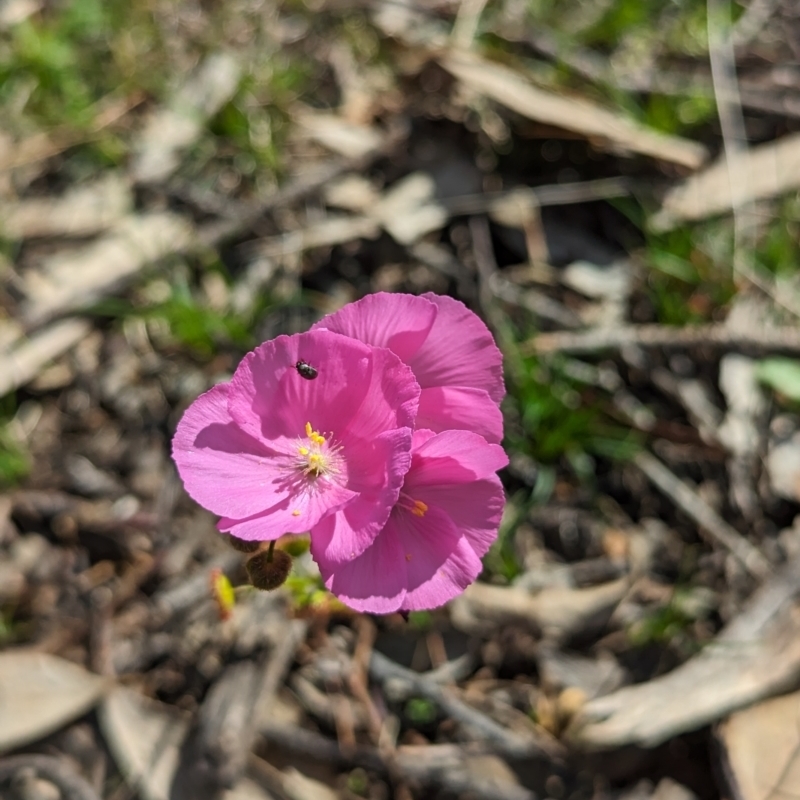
346,768 -> 370,797
0,0 -> 165,133
484,488 -> 533,582
284,573 -> 336,610
627,602 -> 693,647
0,606 -> 28,647
756,195 -> 800,276
407,610 -> 433,630
90,271 -> 256,358
757,358 -> 800,404
627,587 -> 713,652
404,697 -> 438,725
0,396 -> 29,487
0,428 -> 29,487
209,54 -> 313,178
149,287 -> 252,358
506,355 -> 639,467
633,214 -> 738,326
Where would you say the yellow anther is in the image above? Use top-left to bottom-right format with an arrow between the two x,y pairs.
298,446 -> 309,456
411,500 -> 428,517
292,509 -> 301,517
303,421 -> 327,446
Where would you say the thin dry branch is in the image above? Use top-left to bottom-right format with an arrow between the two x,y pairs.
524,324 -> 800,356
0,754 -> 101,800
634,451 -> 771,579
369,650 -> 563,761
570,552 -> 800,748
440,50 -> 708,169
256,723 -> 537,800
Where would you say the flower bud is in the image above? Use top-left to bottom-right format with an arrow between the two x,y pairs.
224,534 -> 261,554
246,548 -> 292,591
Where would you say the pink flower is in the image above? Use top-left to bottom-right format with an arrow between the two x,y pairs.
172,329 -> 420,562
312,293 -> 505,443
315,429 -> 509,613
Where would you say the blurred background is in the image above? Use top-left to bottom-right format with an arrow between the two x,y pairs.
2,1 -> 800,799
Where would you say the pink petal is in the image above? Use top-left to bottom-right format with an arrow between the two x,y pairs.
407,429 -> 509,485
312,292 -> 438,363
310,429 -> 413,563
411,294 -> 505,404
338,345 -> 420,443
411,429 -> 438,449
318,505 -> 483,614
228,329 -> 418,446
172,384 -> 295,520
318,513 -> 409,613
227,330 -> 373,443
417,386 -> 504,444
217,476 -> 357,540
401,536 -> 483,612
411,475 -> 505,560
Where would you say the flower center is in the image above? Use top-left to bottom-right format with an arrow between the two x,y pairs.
398,491 -> 428,517
294,421 -> 343,478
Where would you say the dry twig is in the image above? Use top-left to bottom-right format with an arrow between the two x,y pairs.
0,754 -> 101,800
570,552 -> 800,747
634,451 -> 771,579
524,323 -> 800,356
369,651 -> 562,761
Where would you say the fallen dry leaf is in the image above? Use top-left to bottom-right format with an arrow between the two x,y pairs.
99,685 -> 190,800
0,651 -> 109,754
718,690 -> 800,800
0,174 -> 132,239
652,132 -> 800,230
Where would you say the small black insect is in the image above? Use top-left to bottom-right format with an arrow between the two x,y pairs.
295,360 -> 318,380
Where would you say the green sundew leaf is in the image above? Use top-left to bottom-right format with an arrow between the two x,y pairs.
757,358 -> 800,402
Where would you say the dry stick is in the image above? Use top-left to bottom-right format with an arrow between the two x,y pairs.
0,754 -> 101,800
731,0 -> 781,47
541,353 -> 771,581
708,0 -> 800,320
571,550 -> 800,748
707,0 -> 758,285
174,619 -> 306,798
153,551 -> 242,621
256,724 -> 537,800
450,0 -> 489,50
369,650 -> 562,761
349,617 -> 384,743
524,323 -> 800,356
0,318 -> 91,397
634,451 -> 770,579
492,15 -> 800,118
199,121 -> 409,249
1,124 -> 407,398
